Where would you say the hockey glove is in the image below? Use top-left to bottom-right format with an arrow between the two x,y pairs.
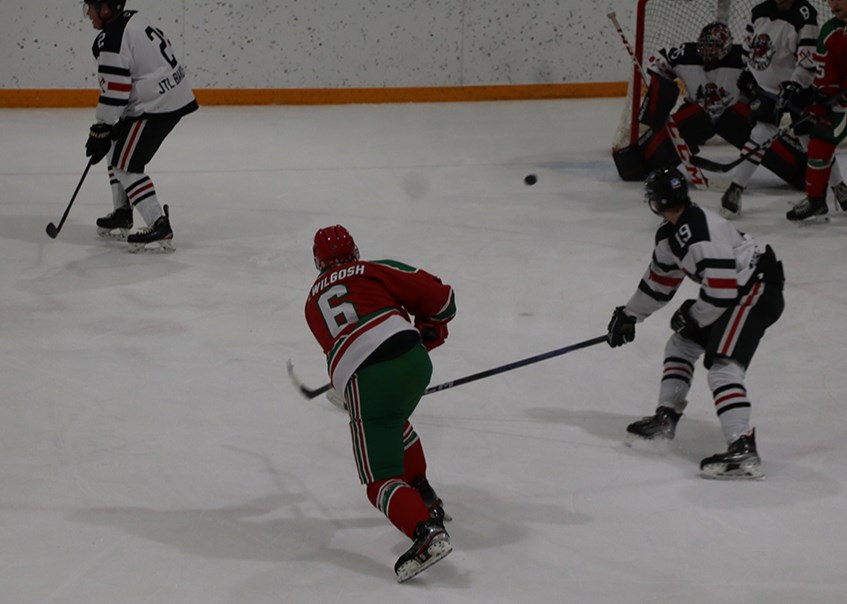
777,81 -> 803,113
415,318 -> 448,351
607,306 -> 636,348
737,70 -> 760,99
86,123 -> 113,164
670,299 -> 709,348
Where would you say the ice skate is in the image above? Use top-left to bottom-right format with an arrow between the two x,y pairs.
786,196 -> 829,224
96,206 -> 133,240
127,209 -> 174,253
412,476 -> 451,522
832,182 -> 847,212
700,430 -> 763,480
719,183 -> 743,219
394,518 -> 452,583
625,406 -> 681,451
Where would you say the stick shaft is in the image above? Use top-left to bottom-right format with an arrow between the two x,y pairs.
288,335 -> 608,401
46,160 -> 93,238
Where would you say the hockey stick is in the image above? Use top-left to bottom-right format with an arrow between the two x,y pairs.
690,88 -> 847,173
287,335 -> 608,401
45,159 -> 94,239
607,11 -> 710,190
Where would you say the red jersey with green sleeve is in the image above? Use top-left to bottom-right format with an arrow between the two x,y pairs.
305,259 -> 456,392
813,17 -> 847,107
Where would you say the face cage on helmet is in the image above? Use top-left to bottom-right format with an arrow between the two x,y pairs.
697,27 -> 731,64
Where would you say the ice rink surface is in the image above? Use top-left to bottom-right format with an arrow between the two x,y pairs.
1,98 -> 846,603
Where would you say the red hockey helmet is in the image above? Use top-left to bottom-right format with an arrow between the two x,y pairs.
313,225 -> 359,271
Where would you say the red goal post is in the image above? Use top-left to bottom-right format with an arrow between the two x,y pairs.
612,0 -> 832,152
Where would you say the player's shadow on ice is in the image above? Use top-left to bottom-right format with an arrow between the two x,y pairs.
523,407 -> 722,464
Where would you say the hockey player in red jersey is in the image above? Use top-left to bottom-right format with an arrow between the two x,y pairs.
304,225 -> 456,582
83,0 -> 197,251
606,167 -> 785,479
787,0 -> 847,221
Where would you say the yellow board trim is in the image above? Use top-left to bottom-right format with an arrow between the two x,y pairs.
0,82 -> 626,108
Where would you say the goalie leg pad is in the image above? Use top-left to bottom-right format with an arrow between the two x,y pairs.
612,143 -> 650,181
715,102 -> 753,149
673,103 -> 714,151
761,136 -> 807,190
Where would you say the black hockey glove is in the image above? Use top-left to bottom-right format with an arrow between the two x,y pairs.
777,80 -> 803,113
607,306 -> 636,348
670,299 -> 709,347
86,123 -> 113,164
737,70 -> 760,99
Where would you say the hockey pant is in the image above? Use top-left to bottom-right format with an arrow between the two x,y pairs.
806,111 -> 847,199
657,251 -> 784,443
345,341 -> 435,538
106,116 -> 182,226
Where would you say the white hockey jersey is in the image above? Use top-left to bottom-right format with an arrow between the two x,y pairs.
744,0 -> 819,95
92,10 -> 197,125
624,204 -> 764,328
648,43 -> 746,122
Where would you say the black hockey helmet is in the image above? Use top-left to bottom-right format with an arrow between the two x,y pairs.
645,166 -> 690,214
83,0 -> 126,13
697,22 -> 732,68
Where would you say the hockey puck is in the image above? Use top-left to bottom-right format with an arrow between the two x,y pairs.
524,174 -> 537,186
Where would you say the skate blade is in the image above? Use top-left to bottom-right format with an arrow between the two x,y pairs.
700,463 -> 765,480
792,215 -> 830,226
624,433 -> 672,454
395,538 -> 452,583
97,227 -> 129,241
127,239 -> 175,254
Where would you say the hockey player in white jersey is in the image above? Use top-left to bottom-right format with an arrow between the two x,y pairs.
606,167 -> 785,479
613,23 -> 754,182
83,0 -> 198,251
722,0 -> 847,217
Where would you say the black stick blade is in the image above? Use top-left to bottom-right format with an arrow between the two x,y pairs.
45,223 -> 59,239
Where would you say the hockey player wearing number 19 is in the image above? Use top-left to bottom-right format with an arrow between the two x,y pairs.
82,0 -> 197,252
606,167 -> 785,480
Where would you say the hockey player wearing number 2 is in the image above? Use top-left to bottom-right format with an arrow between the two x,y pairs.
304,225 -> 457,582
82,0 -> 197,252
606,167 -> 785,480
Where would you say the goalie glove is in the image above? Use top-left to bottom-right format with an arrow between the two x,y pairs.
670,299 -> 709,347
737,70 -> 760,100
86,123 -> 113,164
415,318 -> 449,351
607,306 -> 636,348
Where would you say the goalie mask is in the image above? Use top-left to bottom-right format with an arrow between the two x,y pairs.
313,225 -> 360,271
697,22 -> 732,69
645,167 -> 690,215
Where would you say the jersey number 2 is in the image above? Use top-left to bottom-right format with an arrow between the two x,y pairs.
318,285 -> 359,339
146,26 -> 178,69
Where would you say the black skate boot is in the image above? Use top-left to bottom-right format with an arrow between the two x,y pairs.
786,196 -> 828,223
700,430 -> 763,480
412,476 -> 451,522
394,518 -> 452,583
127,210 -> 174,253
720,183 -> 743,219
626,406 -> 682,444
96,206 -> 133,240
832,182 -> 847,211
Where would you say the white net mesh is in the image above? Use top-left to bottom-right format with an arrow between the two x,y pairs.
612,0 -> 832,151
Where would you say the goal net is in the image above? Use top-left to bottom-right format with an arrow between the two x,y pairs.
612,0 -> 833,152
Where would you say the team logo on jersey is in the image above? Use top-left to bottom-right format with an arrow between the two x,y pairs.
748,34 -> 774,70
696,82 -> 730,118
99,77 -> 107,94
